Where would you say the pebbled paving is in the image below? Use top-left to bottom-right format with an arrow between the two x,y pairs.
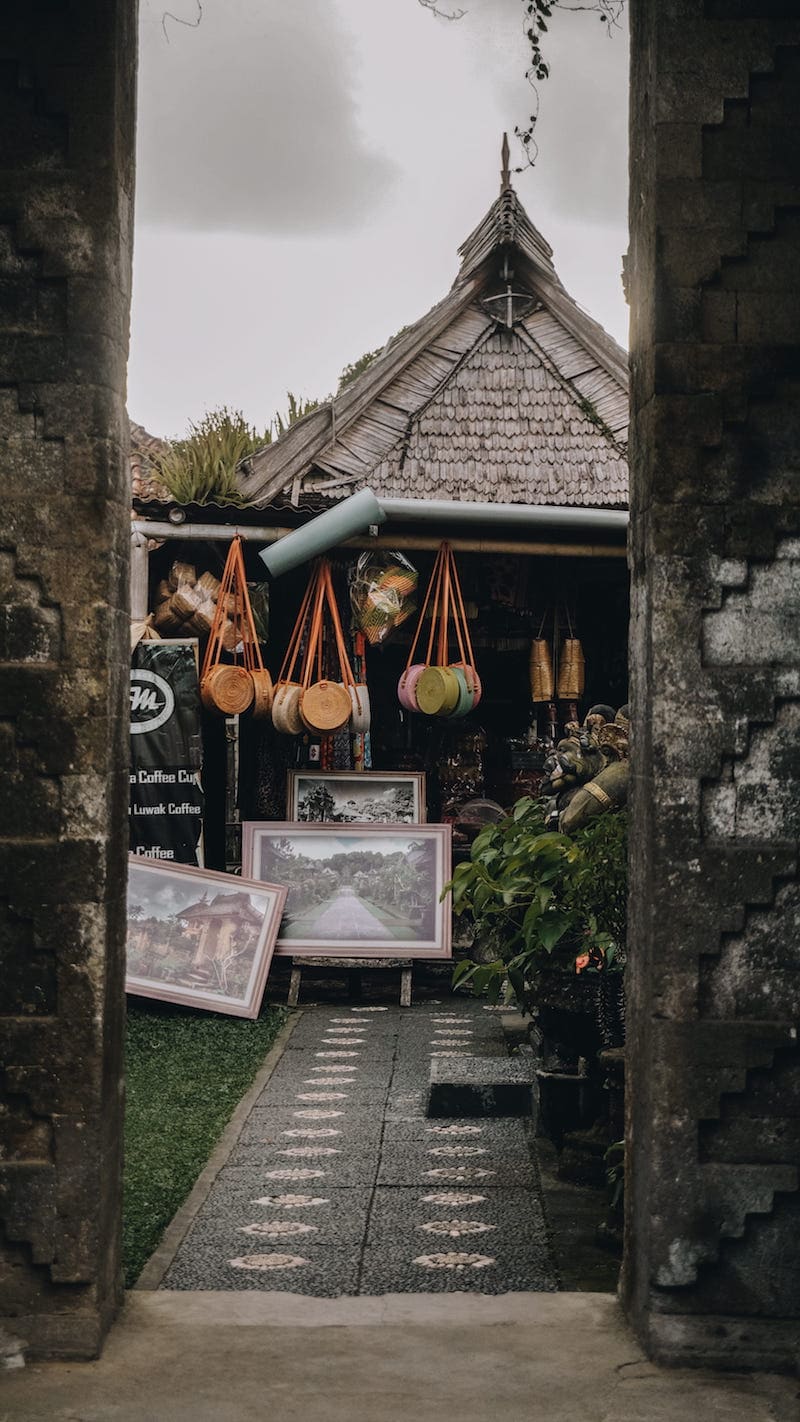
160,1002 -> 558,1296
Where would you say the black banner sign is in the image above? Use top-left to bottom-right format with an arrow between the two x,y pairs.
130,640 -> 204,865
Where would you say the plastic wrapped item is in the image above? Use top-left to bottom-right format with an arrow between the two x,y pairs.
350,551 -> 418,646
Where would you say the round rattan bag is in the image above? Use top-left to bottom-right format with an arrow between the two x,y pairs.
272,681 -> 304,735
348,683 -> 371,733
249,668 -> 274,720
200,664 -> 254,716
398,663 -> 426,711
300,680 -> 352,734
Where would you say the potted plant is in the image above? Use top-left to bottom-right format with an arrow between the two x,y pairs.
449,796 -> 627,1055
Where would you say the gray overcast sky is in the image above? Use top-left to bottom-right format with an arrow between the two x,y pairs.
129,0 -> 629,437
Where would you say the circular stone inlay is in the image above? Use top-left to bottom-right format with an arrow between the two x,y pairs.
229,1253 -> 307,1271
420,1193 -> 487,1206
315,1051 -> 361,1059
281,1128 -> 341,1138
240,1221 -> 318,1238
419,1220 -> 496,1238
325,1028 -> 368,1035
427,1125 -> 482,1136
251,1195 -> 329,1208
278,1146 -> 340,1157
306,1077 -> 356,1087
296,1093 -> 348,1102
293,1109 -> 343,1119
429,1051 -> 468,1058
428,1146 -> 488,1157
424,1167 -> 497,1181
263,1168 -> 326,1181
412,1252 -> 494,1270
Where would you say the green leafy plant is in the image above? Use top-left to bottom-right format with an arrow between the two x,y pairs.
448,796 -> 627,1010
156,396 -> 321,506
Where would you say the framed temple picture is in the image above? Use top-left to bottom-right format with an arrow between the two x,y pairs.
286,770 -> 426,825
126,857 -> 287,1018
242,822 -> 452,960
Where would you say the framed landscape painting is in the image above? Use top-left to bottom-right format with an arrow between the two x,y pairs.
242,823 -> 452,960
287,770 -> 426,825
126,857 -> 287,1018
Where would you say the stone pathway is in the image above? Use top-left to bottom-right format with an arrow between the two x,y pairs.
160,1002 -> 558,1295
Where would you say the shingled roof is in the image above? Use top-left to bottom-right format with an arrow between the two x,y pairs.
239,174 -> 628,513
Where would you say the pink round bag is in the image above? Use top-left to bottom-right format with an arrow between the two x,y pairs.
397,662 -> 426,711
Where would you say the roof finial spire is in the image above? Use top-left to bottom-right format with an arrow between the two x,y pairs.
500,132 -> 511,194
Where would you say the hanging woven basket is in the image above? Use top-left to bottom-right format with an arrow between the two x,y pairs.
300,679 -> 351,734
415,665 -> 461,717
557,638 -> 586,700
530,639 -> 554,702
272,681 -> 304,735
199,536 -> 270,718
399,543 -> 480,718
200,664 -> 254,716
348,683 -> 371,733
249,668 -> 274,719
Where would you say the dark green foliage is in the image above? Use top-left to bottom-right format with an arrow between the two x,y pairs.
123,1001 -> 286,1285
448,796 -> 627,1011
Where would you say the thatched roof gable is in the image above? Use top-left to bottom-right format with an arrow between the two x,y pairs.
239,183 -> 628,512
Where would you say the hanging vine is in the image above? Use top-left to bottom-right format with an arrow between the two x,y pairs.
418,0 -> 626,169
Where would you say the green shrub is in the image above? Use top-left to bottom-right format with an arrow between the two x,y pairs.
448,797 -> 627,1011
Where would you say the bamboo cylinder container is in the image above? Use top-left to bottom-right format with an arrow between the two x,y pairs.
530,640 -> 554,701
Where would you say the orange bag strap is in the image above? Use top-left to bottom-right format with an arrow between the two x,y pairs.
424,543 -> 447,667
300,567 -> 327,691
448,547 -> 475,673
201,538 -> 238,681
322,562 -> 358,695
439,545 -> 453,666
278,569 -> 316,684
232,539 -> 264,674
405,541 -> 443,672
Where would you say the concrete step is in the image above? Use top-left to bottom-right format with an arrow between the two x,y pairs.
427,1055 -> 536,1118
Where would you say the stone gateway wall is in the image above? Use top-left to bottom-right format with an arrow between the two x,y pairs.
0,1 -> 136,1358
1,0 -> 799,1374
625,1 -> 800,1372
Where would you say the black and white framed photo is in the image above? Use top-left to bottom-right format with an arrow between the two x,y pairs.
126,857 -> 287,1017
242,822 -> 451,959
286,770 -> 426,825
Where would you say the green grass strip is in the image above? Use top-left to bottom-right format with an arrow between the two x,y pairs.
123,1000 -> 286,1287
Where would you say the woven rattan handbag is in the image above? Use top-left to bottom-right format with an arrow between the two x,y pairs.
199,537 -> 272,717
399,542 -> 480,719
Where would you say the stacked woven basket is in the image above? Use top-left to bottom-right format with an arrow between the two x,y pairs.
153,562 -> 239,647
272,559 -> 369,737
397,542 -> 482,719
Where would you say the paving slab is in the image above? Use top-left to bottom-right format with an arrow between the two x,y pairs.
161,1244 -> 361,1296
152,1002 -> 555,1297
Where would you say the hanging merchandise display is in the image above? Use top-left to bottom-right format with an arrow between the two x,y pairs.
529,631 -> 554,703
272,560 -> 366,738
556,608 -> 586,701
397,543 -> 481,719
350,551 -> 418,646
199,536 -> 273,718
